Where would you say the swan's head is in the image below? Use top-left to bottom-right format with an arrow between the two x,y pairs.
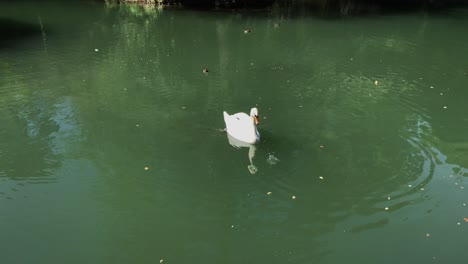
250,107 -> 259,125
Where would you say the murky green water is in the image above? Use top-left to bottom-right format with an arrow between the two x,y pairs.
1,1 -> 468,263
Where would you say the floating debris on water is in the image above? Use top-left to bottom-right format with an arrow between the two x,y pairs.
430,86 -> 434,89
231,225 -> 234,228
267,192 -> 272,195
458,222 -> 461,225
94,48 -> 99,52
319,176 -> 324,180
426,233 -> 431,237
374,80 -> 379,85
385,207 -> 389,211
292,195 -> 296,200
243,29 -> 251,34
443,106 -> 447,109
266,154 -> 280,165
408,184 -> 412,187
464,218 -> 468,222
202,67 -> 208,73
144,167 -> 149,171
160,259 -> 164,263
440,93 -> 444,95
319,145 -> 325,148
136,124 -> 140,127
388,197 -> 391,200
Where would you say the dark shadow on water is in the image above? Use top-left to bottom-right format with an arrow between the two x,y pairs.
0,18 -> 42,48
107,0 -> 468,20
269,0 -> 468,19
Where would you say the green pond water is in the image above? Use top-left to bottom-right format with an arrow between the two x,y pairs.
1,1 -> 468,263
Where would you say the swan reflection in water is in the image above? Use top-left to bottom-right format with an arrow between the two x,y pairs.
226,134 -> 258,174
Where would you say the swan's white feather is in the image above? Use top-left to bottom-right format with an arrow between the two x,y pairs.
223,108 -> 260,144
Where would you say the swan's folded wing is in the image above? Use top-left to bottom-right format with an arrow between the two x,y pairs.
231,112 -> 250,120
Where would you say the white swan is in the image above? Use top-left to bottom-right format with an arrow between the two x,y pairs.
223,107 -> 260,144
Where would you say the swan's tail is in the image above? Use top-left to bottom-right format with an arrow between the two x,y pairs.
223,111 -> 230,122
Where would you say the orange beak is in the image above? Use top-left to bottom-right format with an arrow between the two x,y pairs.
254,115 -> 259,125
